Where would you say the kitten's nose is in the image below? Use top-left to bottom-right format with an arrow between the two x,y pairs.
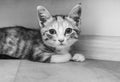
58,39 -> 64,43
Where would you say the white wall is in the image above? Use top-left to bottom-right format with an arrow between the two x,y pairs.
82,0 -> 120,36
0,0 -> 120,36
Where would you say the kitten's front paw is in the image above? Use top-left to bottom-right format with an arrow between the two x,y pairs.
50,54 -> 71,63
72,53 -> 85,62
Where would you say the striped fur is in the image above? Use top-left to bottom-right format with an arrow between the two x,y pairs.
0,26 -> 56,62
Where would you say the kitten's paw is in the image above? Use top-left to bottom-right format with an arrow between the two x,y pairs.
50,54 -> 71,63
72,53 -> 85,62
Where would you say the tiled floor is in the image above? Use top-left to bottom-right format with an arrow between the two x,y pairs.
0,60 -> 20,82
0,59 -> 120,82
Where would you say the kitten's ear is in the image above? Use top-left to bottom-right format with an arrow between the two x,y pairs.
68,3 -> 81,25
37,6 -> 52,27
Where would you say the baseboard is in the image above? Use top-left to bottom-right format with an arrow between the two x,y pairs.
74,35 -> 120,61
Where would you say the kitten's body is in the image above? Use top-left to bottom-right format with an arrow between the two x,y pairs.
0,26 -> 55,62
0,3 -> 85,63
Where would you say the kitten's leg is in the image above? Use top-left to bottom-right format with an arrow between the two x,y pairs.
31,52 -> 52,63
32,46 -> 53,63
32,52 -> 71,63
71,53 -> 85,62
32,47 -> 71,63
50,53 -> 71,63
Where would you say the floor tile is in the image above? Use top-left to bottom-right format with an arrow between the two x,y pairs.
14,60 -> 120,82
0,60 -> 21,82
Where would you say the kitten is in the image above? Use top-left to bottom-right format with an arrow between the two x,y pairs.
0,3 -> 85,63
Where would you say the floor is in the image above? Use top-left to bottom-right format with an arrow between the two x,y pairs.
0,59 -> 120,82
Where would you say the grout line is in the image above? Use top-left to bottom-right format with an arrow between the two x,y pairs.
13,60 -> 23,82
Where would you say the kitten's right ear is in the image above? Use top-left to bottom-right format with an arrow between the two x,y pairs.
37,6 -> 52,27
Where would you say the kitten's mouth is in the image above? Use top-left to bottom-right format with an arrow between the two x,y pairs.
59,43 -> 64,46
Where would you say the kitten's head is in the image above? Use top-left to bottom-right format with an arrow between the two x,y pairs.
37,3 -> 81,50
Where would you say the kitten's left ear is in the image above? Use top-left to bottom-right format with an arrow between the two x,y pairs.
37,6 -> 52,27
68,3 -> 81,25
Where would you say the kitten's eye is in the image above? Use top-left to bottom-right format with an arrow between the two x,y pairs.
65,28 -> 72,34
49,29 -> 56,34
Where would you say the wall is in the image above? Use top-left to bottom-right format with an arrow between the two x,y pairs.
0,0 -> 120,36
